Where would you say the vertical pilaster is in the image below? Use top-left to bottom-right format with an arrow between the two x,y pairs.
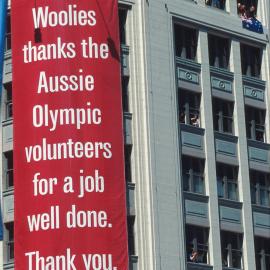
198,29 -> 222,270
228,0 -> 238,16
231,39 -> 256,270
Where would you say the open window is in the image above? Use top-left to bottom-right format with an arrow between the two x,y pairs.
213,98 -> 234,135
217,163 -> 238,201
119,8 -> 128,45
237,0 -> 258,17
122,77 -> 129,113
250,170 -> 270,207
245,106 -> 265,142
5,11 -> 11,51
174,24 -> 198,61
4,222 -> 14,263
255,237 -> 270,270
241,44 -> 262,78
186,225 -> 210,264
124,145 -> 132,183
127,216 -> 135,255
221,231 -> 243,269
182,156 -> 205,194
4,82 -> 12,120
208,34 -> 230,70
3,151 -> 13,190
179,90 -> 201,127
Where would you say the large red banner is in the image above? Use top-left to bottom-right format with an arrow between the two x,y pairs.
12,1 -> 128,269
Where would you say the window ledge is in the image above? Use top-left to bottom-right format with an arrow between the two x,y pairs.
4,49 -> 12,59
3,261 -> 14,270
219,198 -> 242,209
223,267 -> 243,270
242,75 -> 265,86
2,118 -> 13,126
214,132 -> 238,143
210,66 -> 233,79
176,57 -> 201,69
184,191 -> 209,203
187,262 -> 213,269
2,188 -> 14,196
252,204 -> 270,214
180,123 -> 205,134
247,139 -> 270,149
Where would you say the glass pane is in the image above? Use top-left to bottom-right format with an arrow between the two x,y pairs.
7,169 -> 13,188
232,250 -> 242,268
217,178 -> 224,198
228,181 -> 237,200
9,242 -> 14,260
265,254 -> 270,270
194,174 -> 203,194
251,186 -> 257,204
183,173 -> 190,191
6,102 -> 13,118
197,243 -> 208,263
260,189 -> 269,206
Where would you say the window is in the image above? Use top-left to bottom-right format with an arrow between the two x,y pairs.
205,0 -> 226,10
122,77 -> 129,112
255,237 -> 270,270
217,163 -> 238,201
245,107 -> 265,142
241,44 -> 262,78
208,34 -> 230,69
4,82 -> 12,119
221,231 -> 243,269
186,225 -> 209,264
179,90 -> 201,127
174,24 -> 198,61
5,222 -> 14,262
125,145 -> 132,183
237,0 -> 258,17
182,156 -> 205,194
5,12 -> 11,51
250,171 -> 270,207
213,98 -> 234,134
127,216 -> 135,255
3,151 -> 13,190
119,8 -> 128,45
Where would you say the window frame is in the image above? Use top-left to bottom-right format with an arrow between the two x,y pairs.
3,151 -> 13,190
186,225 -> 210,264
4,222 -> 14,263
182,156 -> 205,195
208,34 -> 231,70
217,163 -> 239,201
245,106 -> 266,142
241,44 -> 262,78
174,24 -> 198,61
221,231 -> 243,269
179,90 -> 201,127
213,98 -> 234,135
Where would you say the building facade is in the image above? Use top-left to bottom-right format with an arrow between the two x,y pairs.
1,0 -> 270,269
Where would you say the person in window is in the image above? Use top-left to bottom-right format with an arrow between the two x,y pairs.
180,112 -> 185,124
247,5 -> 256,18
237,3 -> 247,19
239,3 -> 263,33
191,114 -> 200,127
189,250 -> 199,262
256,132 -> 264,142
